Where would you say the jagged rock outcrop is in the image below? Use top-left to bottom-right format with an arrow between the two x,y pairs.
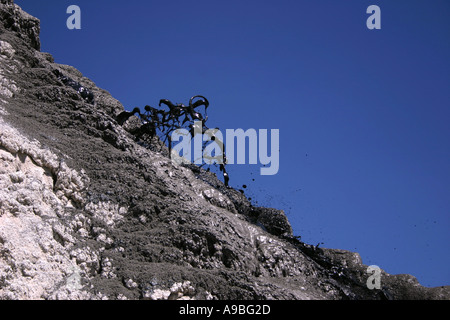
0,1 -> 449,300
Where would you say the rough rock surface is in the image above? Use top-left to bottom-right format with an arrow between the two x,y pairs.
0,1 -> 449,300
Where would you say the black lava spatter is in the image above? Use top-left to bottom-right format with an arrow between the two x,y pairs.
53,69 -> 95,104
115,95 -> 231,187
116,107 -> 141,126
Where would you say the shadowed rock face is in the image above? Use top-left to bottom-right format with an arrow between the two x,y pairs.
0,1 -> 448,300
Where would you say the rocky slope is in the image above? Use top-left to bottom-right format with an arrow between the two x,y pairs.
0,0 -> 448,300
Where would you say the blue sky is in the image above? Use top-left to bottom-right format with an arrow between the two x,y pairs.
15,0 -> 450,288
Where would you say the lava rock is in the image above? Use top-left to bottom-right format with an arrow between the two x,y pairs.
0,1 -> 448,300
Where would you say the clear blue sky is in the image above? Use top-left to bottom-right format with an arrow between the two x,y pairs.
15,0 -> 450,288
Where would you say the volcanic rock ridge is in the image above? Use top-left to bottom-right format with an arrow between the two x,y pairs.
0,0 -> 448,300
